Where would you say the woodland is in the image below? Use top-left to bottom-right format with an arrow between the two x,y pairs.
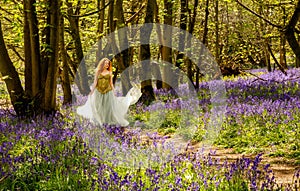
0,0 -> 299,115
0,0 -> 300,190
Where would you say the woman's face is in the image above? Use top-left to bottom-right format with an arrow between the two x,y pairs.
104,60 -> 109,69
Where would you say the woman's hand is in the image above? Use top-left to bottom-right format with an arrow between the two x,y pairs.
89,89 -> 94,96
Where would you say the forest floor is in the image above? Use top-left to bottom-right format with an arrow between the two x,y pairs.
191,143 -> 298,185
137,129 -> 299,186
1,99 -> 298,186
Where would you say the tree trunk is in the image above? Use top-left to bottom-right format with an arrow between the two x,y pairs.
280,33 -> 287,69
66,0 -> 90,95
224,0 -> 229,58
176,0 -> 188,68
115,0 -> 129,66
153,0 -> 163,90
202,0 -> 209,46
106,0 -> 127,94
267,43 -> 286,74
296,33 -> 300,68
259,4 -> 271,71
215,0 -> 220,64
285,0 -> 300,63
265,42 -> 271,72
280,6 -> 287,69
115,0 -> 132,94
59,4 -> 72,105
139,0 -> 156,105
23,0 -> 32,97
96,0 -> 105,62
25,0 -> 41,97
107,0 -> 115,34
104,0 -> 125,90
187,0 -> 198,90
23,0 -> 44,115
43,0 -> 61,113
0,21 -> 27,116
162,0 -> 173,90
196,0 -> 209,90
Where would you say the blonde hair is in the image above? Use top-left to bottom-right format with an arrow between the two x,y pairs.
96,58 -> 112,73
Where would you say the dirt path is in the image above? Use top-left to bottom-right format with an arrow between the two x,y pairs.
192,144 -> 299,185
137,130 -> 299,185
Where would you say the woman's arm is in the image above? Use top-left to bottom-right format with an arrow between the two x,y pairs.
90,69 -> 100,95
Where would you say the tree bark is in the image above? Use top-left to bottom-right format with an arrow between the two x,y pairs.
107,0 -> 115,34
162,0 -> 173,90
115,0 -> 131,94
267,43 -> 287,74
259,5 -> 271,71
196,0 -> 209,90
25,0 -> 41,97
43,0 -> 61,113
106,0 -> 127,93
115,0 -> 129,66
187,0 -> 198,90
66,0 -> 90,95
266,38 -> 272,72
176,0 -> 188,69
0,21 -> 27,116
297,33 -> 300,67
96,0 -> 105,62
59,4 -> 72,105
152,0 -> 163,90
23,0 -> 32,97
203,0 -> 209,47
285,0 -> 300,62
280,33 -> 287,69
215,0 -> 220,64
280,7 -> 287,69
139,0 -> 156,105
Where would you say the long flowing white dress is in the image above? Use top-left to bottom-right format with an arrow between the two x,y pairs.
76,73 -> 142,126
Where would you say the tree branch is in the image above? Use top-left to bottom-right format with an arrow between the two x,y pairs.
235,0 -> 282,29
7,45 -> 25,62
245,71 -> 268,82
0,7 -> 14,16
75,0 -> 82,15
70,2 -> 111,17
125,4 -> 146,24
267,43 -> 287,75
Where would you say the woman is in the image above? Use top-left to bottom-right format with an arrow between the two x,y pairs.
77,58 -> 142,126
